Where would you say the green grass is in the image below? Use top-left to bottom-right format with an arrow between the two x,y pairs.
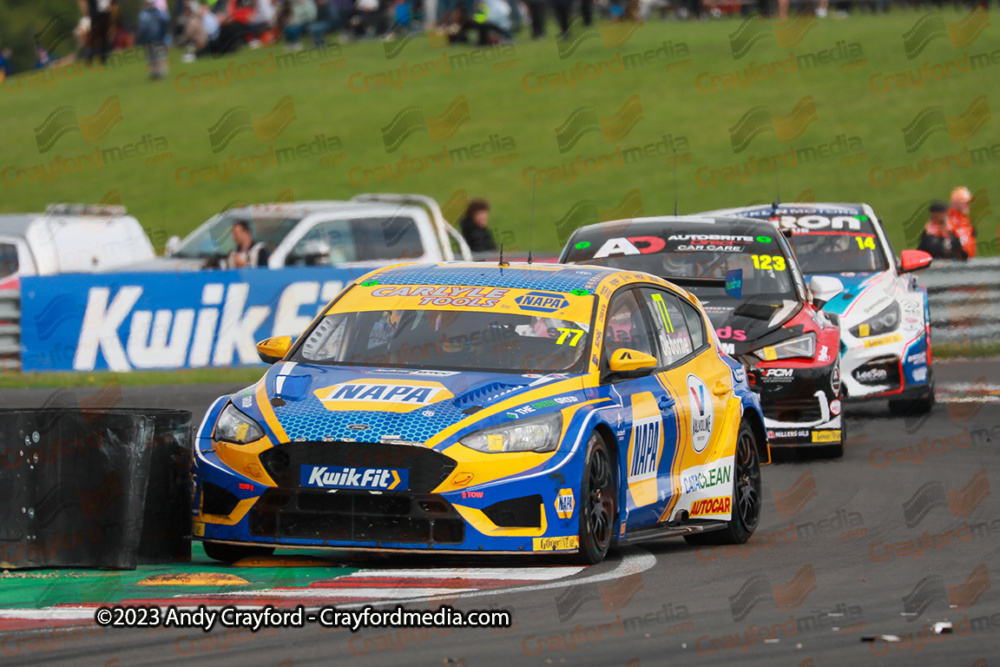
1,10 -> 997,258
934,340 -> 1000,360
0,367 -> 264,388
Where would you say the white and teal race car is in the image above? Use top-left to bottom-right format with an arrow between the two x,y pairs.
702,203 -> 936,415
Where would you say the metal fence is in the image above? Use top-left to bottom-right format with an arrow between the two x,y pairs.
918,257 -> 1000,345
0,289 -> 19,370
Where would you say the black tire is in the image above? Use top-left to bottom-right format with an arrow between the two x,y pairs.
685,421 -> 762,546
888,368 -> 935,416
202,541 -> 275,563
573,431 -> 617,565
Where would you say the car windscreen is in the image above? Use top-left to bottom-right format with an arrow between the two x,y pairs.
564,230 -> 798,308
293,285 -> 593,374
174,214 -> 302,258
786,227 -> 889,273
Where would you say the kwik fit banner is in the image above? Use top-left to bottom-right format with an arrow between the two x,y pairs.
20,268 -> 371,372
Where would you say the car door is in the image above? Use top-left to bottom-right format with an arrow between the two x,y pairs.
637,287 -> 735,523
599,287 -> 682,533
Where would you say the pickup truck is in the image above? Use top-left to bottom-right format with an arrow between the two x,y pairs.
119,194 -> 473,271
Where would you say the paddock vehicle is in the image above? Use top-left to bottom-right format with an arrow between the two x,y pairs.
193,262 -> 768,564
119,194 -> 472,271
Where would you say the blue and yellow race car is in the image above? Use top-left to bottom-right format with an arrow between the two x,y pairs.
192,263 -> 769,564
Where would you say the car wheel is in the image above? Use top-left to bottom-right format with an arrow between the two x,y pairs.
203,541 -> 275,563
889,368 -> 935,416
573,431 -> 616,565
685,421 -> 761,546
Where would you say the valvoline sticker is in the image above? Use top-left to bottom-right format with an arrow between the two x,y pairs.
514,292 -> 569,313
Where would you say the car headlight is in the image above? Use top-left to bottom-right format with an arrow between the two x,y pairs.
752,333 -> 816,361
850,302 -> 900,338
460,412 -> 563,454
213,402 -> 265,445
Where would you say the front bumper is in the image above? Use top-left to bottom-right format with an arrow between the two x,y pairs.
748,359 -> 843,447
192,438 -> 585,555
841,330 -> 931,400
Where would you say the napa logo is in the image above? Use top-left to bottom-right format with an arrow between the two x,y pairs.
314,378 -> 454,413
301,465 -> 408,491
687,374 -> 714,453
514,291 -> 569,313
626,392 -> 664,508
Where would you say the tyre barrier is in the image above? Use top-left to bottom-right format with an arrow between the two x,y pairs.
918,257 -> 1000,344
0,408 -> 192,569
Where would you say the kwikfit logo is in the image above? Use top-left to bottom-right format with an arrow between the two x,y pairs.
300,465 -> 408,490
68,278 -> 346,371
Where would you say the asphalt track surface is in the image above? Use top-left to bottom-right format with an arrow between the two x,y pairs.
2,359 -> 999,666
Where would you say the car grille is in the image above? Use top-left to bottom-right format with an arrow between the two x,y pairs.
482,495 -> 544,528
761,396 -> 824,424
201,482 -> 240,516
247,489 -> 465,544
258,441 -> 457,493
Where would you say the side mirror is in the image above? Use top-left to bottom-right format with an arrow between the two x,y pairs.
164,235 -> 182,256
808,275 -> 844,308
256,336 -> 292,364
607,348 -> 658,378
900,249 -> 933,273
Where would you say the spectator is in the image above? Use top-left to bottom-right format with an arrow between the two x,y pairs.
109,1 -> 136,51
34,46 -> 51,70
524,0 -> 546,39
87,0 -> 114,65
138,0 -> 170,78
285,0 -> 318,49
312,0 -> 338,45
918,201 -> 967,261
459,199 -> 497,252
948,186 -> 977,259
247,0 -> 277,45
351,0 -> 388,38
226,221 -> 271,268
211,0 -> 252,55
0,47 -> 13,80
550,0 -> 572,39
178,2 -> 219,60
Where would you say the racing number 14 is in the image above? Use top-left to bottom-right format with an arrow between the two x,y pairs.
855,236 -> 876,249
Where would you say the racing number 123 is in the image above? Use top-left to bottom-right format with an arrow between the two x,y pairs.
751,255 -> 786,271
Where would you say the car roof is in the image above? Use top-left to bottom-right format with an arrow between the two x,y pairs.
363,261 -> 662,294
569,214 -> 781,238
0,215 -> 36,238
221,201 -> 424,219
701,202 -> 868,218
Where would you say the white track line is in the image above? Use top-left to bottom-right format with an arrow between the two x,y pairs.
337,567 -> 585,580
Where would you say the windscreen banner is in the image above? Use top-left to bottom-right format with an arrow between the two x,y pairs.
20,268 -> 370,372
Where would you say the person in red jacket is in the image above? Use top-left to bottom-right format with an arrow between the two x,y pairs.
948,186 -> 976,259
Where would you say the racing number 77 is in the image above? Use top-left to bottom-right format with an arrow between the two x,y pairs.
556,328 -> 585,346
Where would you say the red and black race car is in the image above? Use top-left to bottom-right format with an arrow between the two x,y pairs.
559,215 -> 848,454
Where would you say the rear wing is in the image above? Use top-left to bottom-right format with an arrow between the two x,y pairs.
350,193 -> 472,261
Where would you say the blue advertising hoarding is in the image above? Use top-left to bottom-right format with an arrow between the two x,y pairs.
20,267 -> 372,372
